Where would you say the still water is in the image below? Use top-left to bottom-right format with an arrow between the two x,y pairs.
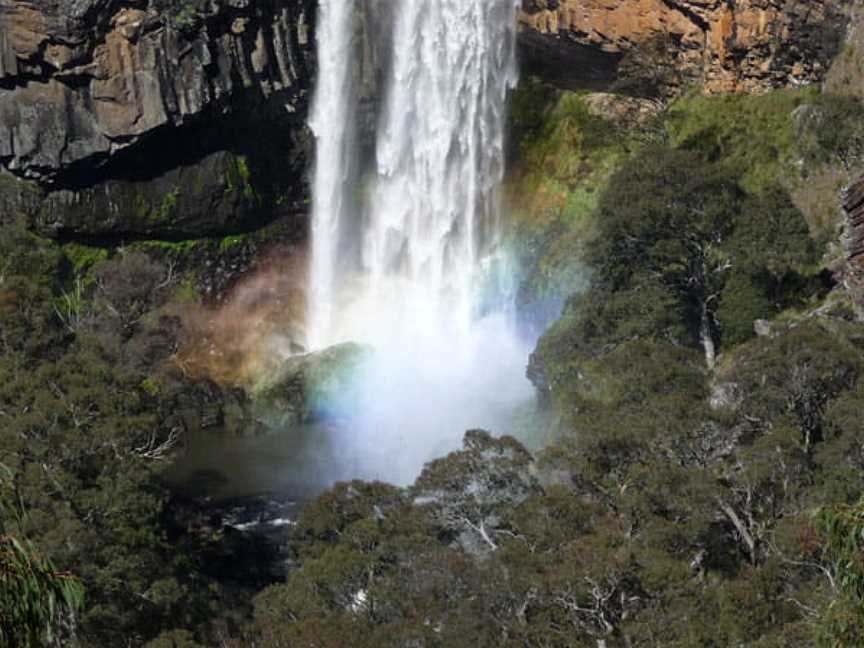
165,423 -> 344,502
165,394 -> 550,505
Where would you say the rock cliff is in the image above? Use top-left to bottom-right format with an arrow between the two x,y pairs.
844,176 -> 864,278
518,0 -> 850,95
0,0 -> 855,237
0,0 -> 315,238
0,0 -> 313,182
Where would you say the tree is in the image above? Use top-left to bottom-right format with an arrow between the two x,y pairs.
413,431 -> 538,553
725,323 -> 863,454
591,147 -> 744,366
527,279 -> 689,405
817,497 -> 864,646
726,185 -> 815,283
710,323 -> 864,565
589,148 -> 816,365
715,271 -> 774,346
0,218 -> 65,357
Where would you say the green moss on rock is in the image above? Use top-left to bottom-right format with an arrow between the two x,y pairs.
62,243 -> 109,279
505,82 -> 642,316
149,188 -> 180,223
226,155 -> 259,204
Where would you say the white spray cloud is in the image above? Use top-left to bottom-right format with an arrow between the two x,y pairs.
306,0 -> 531,486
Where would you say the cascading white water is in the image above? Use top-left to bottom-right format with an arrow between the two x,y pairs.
308,0 -> 531,484
307,0 -> 357,352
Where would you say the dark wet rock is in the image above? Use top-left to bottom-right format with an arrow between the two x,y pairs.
38,150 -> 263,237
172,379 -> 260,437
0,0 -> 315,239
0,0 -> 314,182
0,167 -> 41,224
845,175 -> 864,275
166,490 -> 299,584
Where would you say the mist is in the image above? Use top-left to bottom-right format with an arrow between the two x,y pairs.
304,0 -> 529,485
172,0 -> 537,492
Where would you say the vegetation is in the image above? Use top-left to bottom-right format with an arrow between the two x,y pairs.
160,0 -> 208,32
504,83 -> 641,332
4,70 -> 864,647
217,335 -> 864,645
1,466 -> 84,647
664,88 -> 816,193
589,147 -> 817,365
227,156 -> 258,204
149,188 -> 181,223
796,92 -> 864,170
0,221 -> 271,646
818,498 -> 864,645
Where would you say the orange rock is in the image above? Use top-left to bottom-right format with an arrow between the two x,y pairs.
519,0 -> 848,95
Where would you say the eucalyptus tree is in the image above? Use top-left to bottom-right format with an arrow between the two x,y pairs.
590,147 -> 814,366
591,147 -> 743,366
412,430 -> 539,554
817,497 -> 864,646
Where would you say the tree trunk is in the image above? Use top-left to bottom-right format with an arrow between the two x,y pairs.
700,298 -> 716,369
716,497 -> 757,563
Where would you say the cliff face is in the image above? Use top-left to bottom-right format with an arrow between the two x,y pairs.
518,0 -> 850,95
844,178 -> 864,298
0,0 -> 313,182
0,0 -> 315,238
0,0 -> 854,237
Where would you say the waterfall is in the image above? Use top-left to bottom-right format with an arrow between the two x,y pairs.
307,0 -> 529,483
307,0 -> 357,351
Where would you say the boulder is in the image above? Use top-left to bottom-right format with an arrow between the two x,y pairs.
252,343 -> 372,428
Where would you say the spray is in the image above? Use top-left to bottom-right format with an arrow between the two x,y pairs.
308,0 -> 531,484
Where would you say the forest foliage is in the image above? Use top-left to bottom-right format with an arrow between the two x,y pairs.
3,78 -> 864,647
215,85 -> 864,646
1,466 -> 84,647
0,222 -> 274,646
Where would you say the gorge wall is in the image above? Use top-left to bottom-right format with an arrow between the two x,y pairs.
0,0 -> 855,239
0,0 -> 316,238
0,0 -> 313,181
